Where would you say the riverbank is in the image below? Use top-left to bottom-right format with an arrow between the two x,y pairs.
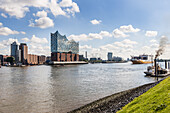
118,76 -> 169,113
69,77 -> 168,113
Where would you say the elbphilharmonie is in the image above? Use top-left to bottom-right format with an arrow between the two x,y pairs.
51,31 -> 79,61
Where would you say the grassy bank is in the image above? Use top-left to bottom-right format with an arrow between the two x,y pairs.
118,76 -> 170,113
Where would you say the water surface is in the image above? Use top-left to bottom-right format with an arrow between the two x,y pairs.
0,63 -> 159,113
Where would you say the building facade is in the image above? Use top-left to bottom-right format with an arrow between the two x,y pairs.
19,43 -> 28,64
108,52 -> 113,61
11,41 -> 19,62
0,55 -> 10,65
51,31 -> 79,61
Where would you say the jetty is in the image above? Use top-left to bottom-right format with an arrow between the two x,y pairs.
48,61 -> 88,65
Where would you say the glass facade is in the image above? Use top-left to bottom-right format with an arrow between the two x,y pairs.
51,31 -> 79,54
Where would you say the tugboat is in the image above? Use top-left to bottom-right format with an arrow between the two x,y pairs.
144,59 -> 170,77
131,54 -> 153,64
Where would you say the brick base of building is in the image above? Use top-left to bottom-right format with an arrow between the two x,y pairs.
51,52 -> 79,61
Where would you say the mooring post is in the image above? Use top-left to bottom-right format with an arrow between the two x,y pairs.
154,59 -> 157,76
165,60 -> 167,69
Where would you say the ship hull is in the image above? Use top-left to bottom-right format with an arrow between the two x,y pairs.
132,60 -> 153,64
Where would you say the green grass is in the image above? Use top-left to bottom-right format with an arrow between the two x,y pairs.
117,76 -> 170,113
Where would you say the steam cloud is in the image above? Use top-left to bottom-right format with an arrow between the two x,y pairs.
155,36 -> 168,59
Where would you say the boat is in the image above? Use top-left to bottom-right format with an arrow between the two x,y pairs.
144,59 -> 170,77
144,65 -> 169,77
131,54 -> 153,64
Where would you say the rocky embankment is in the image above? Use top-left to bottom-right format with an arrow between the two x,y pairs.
69,79 -> 163,113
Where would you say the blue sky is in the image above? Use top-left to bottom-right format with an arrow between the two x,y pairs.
0,0 -> 170,59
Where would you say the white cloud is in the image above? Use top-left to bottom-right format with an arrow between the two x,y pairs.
21,38 -> 30,42
145,31 -> 158,37
0,0 -> 80,19
119,25 -> 140,33
122,39 -> 138,45
99,31 -> 112,37
22,35 -> 48,44
59,0 -> 73,7
0,23 -> 20,36
50,0 -> 66,17
36,10 -> 47,17
31,35 -> 48,44
1,13 -> 7,18
20,31 -> 26,34
29,10 -> 54,29
112,29 -> 129,38
112,25 -> 140,38
0,0 -> 49,18
150,39 -> 157,43
68,25 -> 141,41
80,45 -> 92,49
68,34 -> 90,41
0,22 -> 2,26
90,19 -> 102,25
68,31 -> 112,41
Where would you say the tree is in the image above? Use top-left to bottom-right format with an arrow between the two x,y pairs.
6,57 -> 15,65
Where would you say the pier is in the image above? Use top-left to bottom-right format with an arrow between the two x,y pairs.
49,61 -> 88,65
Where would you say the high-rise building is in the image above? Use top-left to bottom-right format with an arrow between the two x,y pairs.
85,51 -> 87,59
108,52 -> 113,61
19,43 -> 28,64
51,31 -> 79,61
11,41 -> 18,62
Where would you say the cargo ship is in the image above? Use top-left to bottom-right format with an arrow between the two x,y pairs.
131,54 -> 153,64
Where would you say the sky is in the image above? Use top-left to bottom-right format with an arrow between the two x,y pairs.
0,0 -> 170,60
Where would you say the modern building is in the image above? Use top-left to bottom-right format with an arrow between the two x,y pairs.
11,41 -> 19,63
51,31 -> 79,61
113,56 -> 123,62
85,51 -> 87,59
107,52 -> 113,61
19,43 -> 28,64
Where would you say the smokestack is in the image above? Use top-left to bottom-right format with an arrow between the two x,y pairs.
155,36 -> 168,59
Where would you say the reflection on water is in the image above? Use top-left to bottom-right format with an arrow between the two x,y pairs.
0,63 -> 159,113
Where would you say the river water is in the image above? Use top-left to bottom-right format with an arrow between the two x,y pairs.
0,62 -> 159,113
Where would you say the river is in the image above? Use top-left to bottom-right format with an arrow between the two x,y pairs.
0,62 -> 159,113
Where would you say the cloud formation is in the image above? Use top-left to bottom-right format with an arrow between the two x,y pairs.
29,10 -> 54,29
112,25 -> 140,38
1,13 -> 7,18
0,0 -> 80,19
90,19 -> 102,25
68,31 -> 112,41
68,25 -> 140,41
145,31 -> 158,37
0,22 -> 20,36
22,35 -> 48,44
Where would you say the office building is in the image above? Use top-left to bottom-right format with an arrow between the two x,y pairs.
19,43 -> 28,64
113,56 -> 123,61
107,52 -> 113,61
51,31 -> 79,61
11,41 -> 19,62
